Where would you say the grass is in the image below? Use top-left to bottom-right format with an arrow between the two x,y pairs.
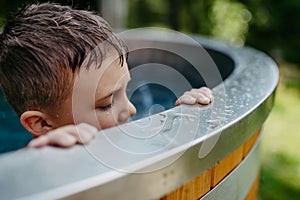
259,63 -> 300,199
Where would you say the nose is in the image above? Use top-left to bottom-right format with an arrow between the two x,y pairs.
128,101 -> 137,117
118,100 -> 136,124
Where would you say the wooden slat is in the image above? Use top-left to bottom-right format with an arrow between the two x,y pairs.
159,169 -> 211,200
211,144 -> 244,187
243,129 -> 261,158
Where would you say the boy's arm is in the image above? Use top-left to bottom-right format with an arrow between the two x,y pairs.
175,87 -> 213,106
27,123 -> 97,148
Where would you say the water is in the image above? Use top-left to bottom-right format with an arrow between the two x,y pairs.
129,83 -> 177,120
0,89 -> 32,154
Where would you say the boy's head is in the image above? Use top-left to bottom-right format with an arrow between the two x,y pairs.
0,3 -> 136,136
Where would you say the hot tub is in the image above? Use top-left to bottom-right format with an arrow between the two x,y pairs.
0,29 -> 278,200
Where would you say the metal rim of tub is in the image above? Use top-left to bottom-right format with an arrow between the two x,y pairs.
0,31 -> 279,200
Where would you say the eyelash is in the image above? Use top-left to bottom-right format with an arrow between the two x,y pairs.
97,104 -> 112,111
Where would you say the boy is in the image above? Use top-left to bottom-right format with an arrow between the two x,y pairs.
0,3 -> 213,148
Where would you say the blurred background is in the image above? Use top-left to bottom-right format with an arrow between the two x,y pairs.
1,0 -> 299,199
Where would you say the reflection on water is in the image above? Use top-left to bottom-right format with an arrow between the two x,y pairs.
129,83 -> 177,120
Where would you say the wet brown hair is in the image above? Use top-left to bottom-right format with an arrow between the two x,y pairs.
0,3 -> 128,116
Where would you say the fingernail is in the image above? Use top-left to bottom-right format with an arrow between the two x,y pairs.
201,96 -> 210,103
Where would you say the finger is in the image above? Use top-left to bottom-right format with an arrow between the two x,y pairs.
70,123 -> 97,144
175,94 -> 197,106
190,88 -> 213,104
195,87 -> 212,94
27,135 -> 50,148
197,96 -> 211,104
199,87 -> 214,102
194,93 -> 211,104
182,91 -> 208,104
47,131 -> 77,147
48,123 -> 97,145
192,87 -> 213,98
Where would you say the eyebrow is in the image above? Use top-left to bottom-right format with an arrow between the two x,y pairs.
99,93 -> 113,100
95,92 -> 113,106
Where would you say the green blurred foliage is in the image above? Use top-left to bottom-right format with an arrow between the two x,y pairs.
260,152 -> 300,200
240,0 -> 300,65
231,0 -> 298,67
128,0 -> 250,46
261,68 -> 300,199
2,0 -> 300,66
210,0 -> 251,45
128,0 -> 300,66
127,0 -> 213,35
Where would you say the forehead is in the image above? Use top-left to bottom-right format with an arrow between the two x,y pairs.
74,56 -> 129,98
95,58 -> 129,96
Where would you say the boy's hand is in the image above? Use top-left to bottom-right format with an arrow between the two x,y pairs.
27,123 -> 97,148
175,87 -> 213,106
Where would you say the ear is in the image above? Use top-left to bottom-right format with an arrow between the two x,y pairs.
20,111 -> 54,137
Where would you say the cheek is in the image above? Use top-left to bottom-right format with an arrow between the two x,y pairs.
52,113 -> 74,128
96,112 -> 117,130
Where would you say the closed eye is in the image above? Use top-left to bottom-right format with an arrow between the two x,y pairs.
97,104 -> 112,111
